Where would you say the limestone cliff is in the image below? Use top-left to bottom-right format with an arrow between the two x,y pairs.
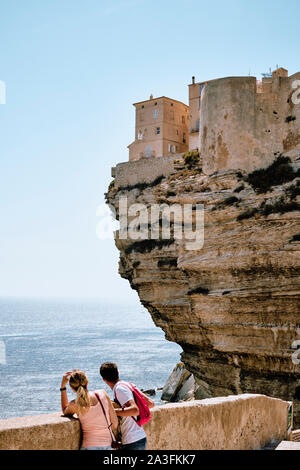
106,154 -> 300,426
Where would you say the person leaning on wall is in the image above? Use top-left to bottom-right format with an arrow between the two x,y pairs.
60,369 -> 118,450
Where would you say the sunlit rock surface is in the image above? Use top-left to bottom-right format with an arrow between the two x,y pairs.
106,155 -> 300,425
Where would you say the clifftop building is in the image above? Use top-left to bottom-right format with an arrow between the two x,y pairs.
128,95 -> 189,161
128,67 -> 300,174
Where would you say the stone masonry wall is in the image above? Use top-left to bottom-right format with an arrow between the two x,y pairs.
112,154 -> 181,189
200,73 -> 300,174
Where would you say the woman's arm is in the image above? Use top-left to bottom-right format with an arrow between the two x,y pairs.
62,399 -> 77,416
60,372 -> 78,416
103,391 -> 118,430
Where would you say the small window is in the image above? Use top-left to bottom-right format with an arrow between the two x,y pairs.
138,130 -> 143,140
170,103 -> 173,107
182,116 -> 185,124
156,127 -> 160,135
168,144 -> 172,152
142,105 -> 144,109
153,109 -> 158,118
154,102 -> 157,106
196,119 -> 200,131
146,146 -> 152,157
183,133 -> 186,144
176,130 -> 179,135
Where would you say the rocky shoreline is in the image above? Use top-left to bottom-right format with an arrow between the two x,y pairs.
142,363 -> 197,405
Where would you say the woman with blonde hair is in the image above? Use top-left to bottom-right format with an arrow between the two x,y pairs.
60,369 -> 118,450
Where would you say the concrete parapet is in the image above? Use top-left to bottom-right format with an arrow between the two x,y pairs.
0,394 -> 291,450
0,412 -> 80,450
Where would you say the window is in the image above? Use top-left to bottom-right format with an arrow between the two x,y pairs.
138,130 -> 143,140
153,109 -> 158,118
182,116 -> 185,124
146,146 -> 152,157
183,133 -> 186,144
196,119 -> 200,131
156,127 -> 160,135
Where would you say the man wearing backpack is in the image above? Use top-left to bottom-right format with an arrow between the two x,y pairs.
100,362 -> 154,450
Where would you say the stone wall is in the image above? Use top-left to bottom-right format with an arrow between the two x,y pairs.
200,73 -> 300,174
112,154 -> 181,190
0,394 -> 290,450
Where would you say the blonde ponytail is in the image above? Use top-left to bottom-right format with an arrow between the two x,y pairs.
69,370 -> 90,415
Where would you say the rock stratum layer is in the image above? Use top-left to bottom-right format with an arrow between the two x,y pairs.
106,156 -> 300,426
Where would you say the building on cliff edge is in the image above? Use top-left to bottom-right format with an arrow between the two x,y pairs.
128,67 -> 300,174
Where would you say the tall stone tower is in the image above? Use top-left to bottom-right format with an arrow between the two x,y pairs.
191,68 -> 300,174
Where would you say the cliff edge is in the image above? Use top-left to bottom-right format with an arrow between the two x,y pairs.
106,153 -> 300,426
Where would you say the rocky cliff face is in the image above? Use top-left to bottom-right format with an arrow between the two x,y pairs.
106,155 -> 300,426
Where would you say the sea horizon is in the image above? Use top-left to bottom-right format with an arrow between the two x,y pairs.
0,297 -> 181,420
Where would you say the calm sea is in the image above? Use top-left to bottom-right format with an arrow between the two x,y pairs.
0,297 -> 181,420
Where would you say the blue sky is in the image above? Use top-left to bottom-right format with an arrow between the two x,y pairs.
0,0 -> 299,300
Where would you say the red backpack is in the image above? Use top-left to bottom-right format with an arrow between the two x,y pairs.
114,381 -> 151,427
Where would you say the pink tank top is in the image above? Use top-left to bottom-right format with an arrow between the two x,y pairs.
79,390 -> 112,448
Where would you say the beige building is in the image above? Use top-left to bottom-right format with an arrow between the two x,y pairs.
188,76 -> 219,152
188,67 -> 300,173
189,77 -> 206,152
127,67 -> 300,173
128,95 -> 189,161
198,67 -> 300,174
